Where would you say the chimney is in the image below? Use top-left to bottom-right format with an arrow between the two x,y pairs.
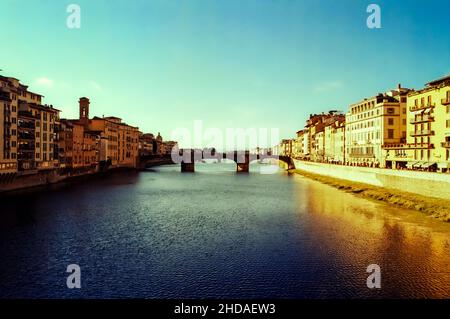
398,83 -> 402,90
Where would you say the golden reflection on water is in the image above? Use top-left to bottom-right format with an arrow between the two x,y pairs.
291,174 -> 450,298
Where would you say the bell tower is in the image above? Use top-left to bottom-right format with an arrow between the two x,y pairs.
79,97 -> 90,126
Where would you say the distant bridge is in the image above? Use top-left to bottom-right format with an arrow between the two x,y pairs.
139,150 -> 294,172
171,149 -> 294,173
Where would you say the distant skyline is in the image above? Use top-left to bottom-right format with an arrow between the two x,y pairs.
1,0 -> 449,147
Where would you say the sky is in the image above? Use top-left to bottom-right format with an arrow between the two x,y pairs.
1,0 -> 449,148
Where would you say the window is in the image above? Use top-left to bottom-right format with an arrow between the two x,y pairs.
402,119 -> 406,125
11,129 -> 16,136
36,153 -> 40,159
12,141 -> 16,147
387,108 -> 395,114
401,97 -> 407,103
447,119 -> 450,128
388,118 -> 394,125
427,95 -> 432,105
11,153 -> 16,159
387,129 -> 394,139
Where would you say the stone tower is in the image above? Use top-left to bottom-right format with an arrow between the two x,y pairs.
79,97 -> 90,126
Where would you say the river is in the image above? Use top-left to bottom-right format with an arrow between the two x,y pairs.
1,163 -> 450,298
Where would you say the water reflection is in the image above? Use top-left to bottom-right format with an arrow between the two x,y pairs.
0,164 -> 449,298
297,174 -> 450,298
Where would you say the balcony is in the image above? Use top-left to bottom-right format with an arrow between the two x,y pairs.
382,143 -> 434,150
18,132 -> 35,140
409,103 -> 435,112
410,115 -> 434,124
18,111 -> 39,119
442,98 -> 450,105
410,130 -> 435,137
442,141 -> 450,148
18,122 -> 36,130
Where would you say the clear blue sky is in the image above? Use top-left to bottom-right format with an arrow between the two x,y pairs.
1,0 -> 449,147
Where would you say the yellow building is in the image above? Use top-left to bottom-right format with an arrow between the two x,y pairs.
345,85 -> 410,167
0,75 -> 60,172
73,97 -> 139,169
292,130 -> 305,159
1,75 -> 45,175
325,120 -> 345,164
17,102 -> 60,170
117,121 -> 140,168
384,75 -> 450,172
0,88 -> 17,178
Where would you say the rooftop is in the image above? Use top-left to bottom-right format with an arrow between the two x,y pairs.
426,74 -> 450,87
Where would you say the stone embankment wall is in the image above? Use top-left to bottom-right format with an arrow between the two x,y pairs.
292,159 -> 450,200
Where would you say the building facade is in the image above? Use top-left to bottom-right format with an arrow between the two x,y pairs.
384,76 -> 450,172
345,85 -> 410,167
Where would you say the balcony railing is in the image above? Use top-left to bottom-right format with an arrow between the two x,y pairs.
18,122 -> 36,129
442,98 -> 450,105
18,133 -> 35,140
409,103 -> 435,112
410,130 -> 435,137
442,141 -> 450,148
410,115 -> 434,124
18,111 -> 39,119
382,143 -> 434,150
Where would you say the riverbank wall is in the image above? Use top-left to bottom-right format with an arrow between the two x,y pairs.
0,166 -> 106,194
292,159 -> 450,201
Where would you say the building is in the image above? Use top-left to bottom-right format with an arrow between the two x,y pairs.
71,97 -> 139,169
117,121 -> 139,168
324,119 -> 345,164
384,75 -> 450,172
0,88 -> 17,179
304,112 -> 345,162
58,120 -> 74,169
162,141 -> 178,156
1,75 -> 44,175
139,133 -> 155,156
155,132 -> 163,155
276,139 -> 293,157
292,130 -> 305,159
0,75 -> 60,173
313,131 -> 325,162
345,85 -> 410,167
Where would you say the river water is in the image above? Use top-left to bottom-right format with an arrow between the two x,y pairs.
1,163 -> 450,298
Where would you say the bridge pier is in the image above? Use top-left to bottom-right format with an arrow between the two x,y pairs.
181,149 -> 195,172
181,162 -> 195,172
236,162 -> 249,173
235,151 -> 250,173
